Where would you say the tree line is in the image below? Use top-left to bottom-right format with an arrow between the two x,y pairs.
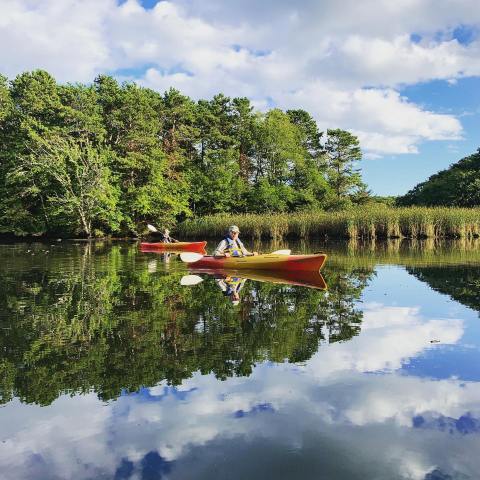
397,149 -> 480,207
0,70 -> 367,237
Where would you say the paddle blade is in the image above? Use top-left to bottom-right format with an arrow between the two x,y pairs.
180,274 -> 204,286
180,252 -> 204,263
147,224 -> 158,233
271,249 -> 291,255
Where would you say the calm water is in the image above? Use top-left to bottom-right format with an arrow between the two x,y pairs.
1,239 -> 480,480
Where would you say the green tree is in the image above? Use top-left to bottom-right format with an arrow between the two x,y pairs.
0,75 -> 14,229
287,109 -> 331,209
0,74 -> 12,128
0,68 -> 372,237
58,83 -> 106,142
245,109 -> 306,212
19,133 -> 121,236
0,70 -> 66,235
246,178 -> 293,213
94,78 -> 191,231
253,109 -> 303,185
324,129 -> 366,206
287,109 -> 323,158
397,149 -> 480,207
232,97 -> 257,180
189,94 -> 249,215
160,87 -> 198,162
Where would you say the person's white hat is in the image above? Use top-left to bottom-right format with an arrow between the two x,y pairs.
228,225 -> 240,233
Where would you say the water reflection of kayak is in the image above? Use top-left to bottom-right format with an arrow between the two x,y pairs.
140,241 -> 207,253
187,253 -> 327,272
191,268 -> 327,290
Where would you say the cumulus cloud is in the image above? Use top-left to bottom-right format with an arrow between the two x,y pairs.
304,302 -> 463,375
0,0 -> 112,82
0,0 -> 478,155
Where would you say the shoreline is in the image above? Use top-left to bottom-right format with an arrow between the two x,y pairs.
2,206 -> 480,242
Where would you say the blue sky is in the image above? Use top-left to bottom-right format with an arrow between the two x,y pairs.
366,77 -> 480,195
1,0 -> 479,195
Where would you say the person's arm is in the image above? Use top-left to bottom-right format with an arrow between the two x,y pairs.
214,239 -> 228,257
239,240 -> 257,256
171,236 -> 179,243
215,278 -> 228,292
237,279 -> 247,292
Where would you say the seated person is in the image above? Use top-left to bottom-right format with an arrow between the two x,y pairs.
214,225 -> 257,257
160,228 -> 178,243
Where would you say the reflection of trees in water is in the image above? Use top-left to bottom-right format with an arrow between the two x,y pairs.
320,267 -> 372,344
407,265 -> 480,315
0,245 -> 374,405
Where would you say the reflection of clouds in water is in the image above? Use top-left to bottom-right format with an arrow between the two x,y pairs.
307,303 -> 463,375
414,412 -> 480,435
0,303 -> 475,480
0,395 -> 117,479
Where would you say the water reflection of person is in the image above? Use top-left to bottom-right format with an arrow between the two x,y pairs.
147,254 -> 172,271
215,275 -> 246,305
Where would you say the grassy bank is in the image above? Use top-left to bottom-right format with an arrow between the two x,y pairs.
177,207 -> 480,240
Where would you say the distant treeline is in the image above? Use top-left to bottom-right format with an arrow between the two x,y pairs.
0,70 -> 369,238
397,149 -> 480,207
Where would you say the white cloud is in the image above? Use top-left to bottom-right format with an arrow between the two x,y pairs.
0,0 -> 113,82
0,0 -> 479,155
331,35 -> 480,87
304,303 -> 463,375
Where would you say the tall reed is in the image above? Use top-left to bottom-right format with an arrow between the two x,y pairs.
176,207 -> 480,240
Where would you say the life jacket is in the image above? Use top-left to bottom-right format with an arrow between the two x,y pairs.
223,276 -> 244,296
223,236 -> 245,257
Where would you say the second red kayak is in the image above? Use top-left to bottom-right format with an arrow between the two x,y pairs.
187,253 -> 327,272
140,241 -> 207,253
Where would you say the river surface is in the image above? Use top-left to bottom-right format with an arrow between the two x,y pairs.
1,239 -> 480,480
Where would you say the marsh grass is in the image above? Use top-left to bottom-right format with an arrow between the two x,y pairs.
324,237 -> 480,269
177,207 -> 480,240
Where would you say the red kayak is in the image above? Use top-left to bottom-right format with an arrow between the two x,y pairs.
140,241 -> 207,253
186,253 -> 327,272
